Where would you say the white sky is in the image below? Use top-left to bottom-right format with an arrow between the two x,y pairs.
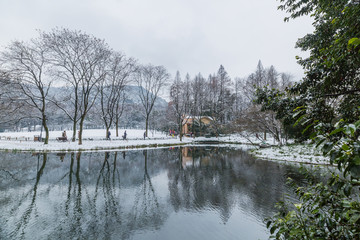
0,0 -> 313,81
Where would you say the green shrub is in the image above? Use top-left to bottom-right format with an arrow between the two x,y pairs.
267,119 -> 360,239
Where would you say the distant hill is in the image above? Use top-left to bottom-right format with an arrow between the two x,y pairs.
49,85 -> 167,108
46,85 -> 168,130
123,85 -> 168,109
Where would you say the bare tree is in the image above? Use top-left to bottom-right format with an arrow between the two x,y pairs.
265,65 -> 279,89
235,62 -> 292,144
216,65 -> 233,123
0,39 -> 52,144
233,77 -> 248,118
42,28 -> 111,144
98,52 -> 136,138
168,71 -> 182,136
183,73 -> 192,114
169,71 -> 191,141
134,64 -> 169,137
114,92 -> 127,137
0,71 -> 26,128
243,60 -> 267,102
279,72 -> 293,90
208,73 -> 219,118
236,105 -> 284,145
191,73 -> 207,136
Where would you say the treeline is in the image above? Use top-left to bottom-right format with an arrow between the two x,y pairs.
0,27 -> 295,144
0,28 -> 168,144
165,61 -> 293,142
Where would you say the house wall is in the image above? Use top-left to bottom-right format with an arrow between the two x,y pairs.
182,117 -> 213,135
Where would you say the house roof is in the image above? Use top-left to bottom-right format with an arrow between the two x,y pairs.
184,116 -> 214,121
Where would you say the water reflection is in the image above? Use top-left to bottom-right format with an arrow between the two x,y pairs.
127,150 -> 165,235
0,147 -> 311,240
8,153 -> 47,240
173,147 -> 297,223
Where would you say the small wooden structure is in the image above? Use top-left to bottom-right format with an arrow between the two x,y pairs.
182,116 -> 213,135
56,137 -> 68,142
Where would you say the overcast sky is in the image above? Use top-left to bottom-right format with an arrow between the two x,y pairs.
0,0 -> 313,81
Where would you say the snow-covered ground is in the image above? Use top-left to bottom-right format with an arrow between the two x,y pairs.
0,129 -> 330,165
0,128 -> 162,141
0,128 -> 193,152
250,143 -> 330,165
0,130 -> 259,152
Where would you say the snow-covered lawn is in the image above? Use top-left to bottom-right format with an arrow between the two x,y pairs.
0,128 -> 163,141
0,130 -> 266,152
250,143 -> 330,165
0,129 -> 331,165
0,128 -> 192,152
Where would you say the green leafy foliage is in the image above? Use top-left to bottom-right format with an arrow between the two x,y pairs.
267,172 -> 360,239
267,94 -> 360,239
266,0 -> 360,238
275,0 -> 360,124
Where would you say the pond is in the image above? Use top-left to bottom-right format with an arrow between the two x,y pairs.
0,146 -> 308,240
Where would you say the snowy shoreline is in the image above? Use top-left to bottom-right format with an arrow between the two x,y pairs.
0,138 -> 191,152
0,129 -> 330,165
249,143 -> 331,165
0,129 -> 253,152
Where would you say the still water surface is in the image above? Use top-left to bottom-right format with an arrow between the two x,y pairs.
0,146 -> 306,240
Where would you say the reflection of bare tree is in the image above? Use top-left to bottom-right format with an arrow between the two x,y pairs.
101,152 -> 121,226
0,168 -> 21,181
113,152 -> 120,189
73,152 -> 83,235
0,153 -> 39,185
127,149 -> 163,232
80,151 -> 123,239
60,152 -> 83,239
65,152 -> 74,216
9,153 -> 47,239
0,147 -> 324,239
96,152 -> 121,216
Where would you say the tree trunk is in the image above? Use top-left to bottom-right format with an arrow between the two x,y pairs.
115,118 -> 119,137
177,115 -> 182,141
179,124 -> 183,141
42,115 -> 49,144
72,120 -> 77,142
105,125 -> 110,140
199,117 -> 202,137
78,117 -> 85,145
145,114 -> 149,137
264,130 -> 266,140
44,124 -> 49,145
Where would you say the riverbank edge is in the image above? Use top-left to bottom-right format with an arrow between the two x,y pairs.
248,143 -> 331,166
0,138 -> 257,153
252,155 -> 332,166
0,138 -> 331,166
0,142 -> 190,153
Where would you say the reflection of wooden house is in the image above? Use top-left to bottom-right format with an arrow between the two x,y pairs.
182,116 -> 213,135
181,147 -> 211,169
181,147 -> 193,169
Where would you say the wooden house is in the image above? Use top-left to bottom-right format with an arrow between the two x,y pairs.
182,116 -> 213,135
